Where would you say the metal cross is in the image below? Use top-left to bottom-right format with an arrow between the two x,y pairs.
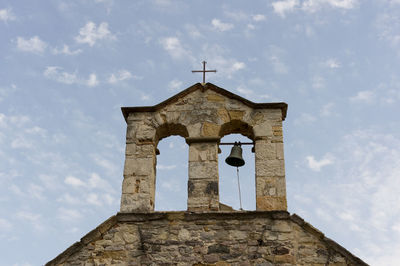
192,61 -> 217,83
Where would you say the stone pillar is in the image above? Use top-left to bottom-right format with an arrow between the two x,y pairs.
255,123 -> 287,211
120,114 -> 157,213
186,137 -> 220,211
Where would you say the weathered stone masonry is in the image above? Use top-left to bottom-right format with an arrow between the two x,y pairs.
47,83 -> 368,265
47,212 -> 367,265
120,83 -> 288,212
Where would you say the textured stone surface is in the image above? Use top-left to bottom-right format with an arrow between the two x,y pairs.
46,212 -> 367,266
120,83 -> 287,212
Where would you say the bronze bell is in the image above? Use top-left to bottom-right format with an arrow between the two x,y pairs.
225,142 -> 245,167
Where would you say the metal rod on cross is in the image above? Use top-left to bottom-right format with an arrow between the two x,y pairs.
192,61 -> 217,83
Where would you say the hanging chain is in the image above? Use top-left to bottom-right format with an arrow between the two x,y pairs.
237,167 -> 243,210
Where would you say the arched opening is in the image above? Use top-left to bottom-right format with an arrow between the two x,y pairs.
154,135 -> 188,211
218,133 -> 256,210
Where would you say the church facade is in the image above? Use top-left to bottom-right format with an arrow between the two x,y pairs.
47,83 -> 367,265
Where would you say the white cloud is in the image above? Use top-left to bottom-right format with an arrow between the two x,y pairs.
252,14 -> 266,21
16,36 -> 47,54
92,155 -> 117,174
141,94 -> 150,101
44,66 -> 99,87
302,0 -> 358,13
39,174 -> 59,190
269,55 -> 288,74
11,137 -> 33,149
272,0 -> 299,17
64,175 -> 86,187
324,58 -> 341,68
231,62 -> 245,71
9,184 -> 23,196
75,21 -> 115,46
247,24 -> 256,30
237,86 -> 254,98
337,210 -> 355,221
272,0 -> 358,17
306,154 -> 334,171
160,37 -> 192,60
52,45 -> 82,55
57,193 -> 81,205
0,218 -> 12,231
311,76 -> 325,89
25,126 -> 46,137
17,211 -> 40,222
103,194 -> 115,205
27,184 -> 45,200
375,13 -> 400,48
157,164 -> 177,170
12,262 -> 33,266
211,19 -> 234,31
88,172 -> 111,190
303,129 -> 400,264
44,66 -> 78,85
294,113 -> 316,125
86,73 -> 99,87
168,79 -> 183,92
57,207 -> 82,222
350,90 -> 375,103
0,8 -> 16,22
320,102 -> 334,117
213,57 -> 245,78
87,193 -> 102,206
185,24 -> 203,39
108,70 -> 134,84
224,10 -> 248,21
16,211 -> 43,231
0,84 -> 17,102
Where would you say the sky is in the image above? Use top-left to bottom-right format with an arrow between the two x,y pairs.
0,0 -> 400,265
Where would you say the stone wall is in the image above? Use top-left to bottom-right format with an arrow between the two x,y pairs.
120,83 -> 288,213
47,211 -> 367,266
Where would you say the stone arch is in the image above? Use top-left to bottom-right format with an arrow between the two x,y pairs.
153,122 -> 189,210
218,120 -> 256,210
154,135 -> 188,211
218,120 -> 255,140
155,122 -> 189,144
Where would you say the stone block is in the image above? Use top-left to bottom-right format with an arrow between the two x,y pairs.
165,111 -> 181,124
253,123 -> 272,137
189,161 -> 218,180
136,124 -> 156,142
123,157 -> 155,177
255,141 -> 276,160
229,110 -> 245,120
207,94 -> 225,103
187,195 -> 219,211
120,193 -> 152,212
202,122 -> 220,137
189,143 -> 218,162
256,196 -> 287,211
217,108 -> 230,123
264,109 -> 283,121
255,159 -> 285,177
187,179 -> 219,197
121,176 -> 137,194
276,143 -> 284,160
256,176 -> 286,197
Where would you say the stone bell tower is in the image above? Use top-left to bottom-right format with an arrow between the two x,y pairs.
47,82 -> 368,266
120,82 -> 287,213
